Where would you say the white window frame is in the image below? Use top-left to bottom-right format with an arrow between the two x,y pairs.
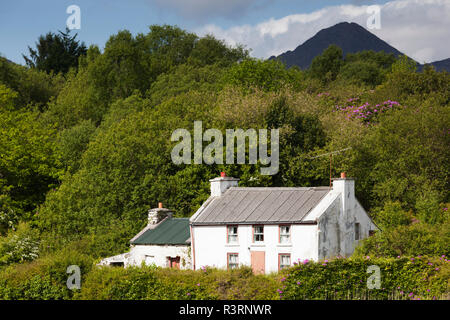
279,225 -> 291,243
228,253 -> 239,270
253,225 -> 264,243
227,225 -> 238,244
279,254 -> 291,270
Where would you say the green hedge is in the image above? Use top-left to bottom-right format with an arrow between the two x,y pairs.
76,265 -> 279,300
278,256 -> 449,300
0,248 -> 93,300
0,254 -> 448,300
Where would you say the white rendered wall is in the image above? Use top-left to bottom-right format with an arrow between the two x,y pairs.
192,223 -> 319,274
305,182 -> 378,259
351,200 -> 378,253
125,244 -> 191,269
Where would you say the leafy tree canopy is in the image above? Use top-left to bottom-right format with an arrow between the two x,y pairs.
23,28 -> 87,74
310,44 -> 344,82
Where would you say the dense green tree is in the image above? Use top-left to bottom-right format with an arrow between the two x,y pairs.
0,109 -> 62,224
354,219 -> 450,257
37,90 -> 216,250
0,84 -> 17,111
90,30 -> 151,100
309,45 -> 344,82
338,60 -> 384,86
43,26 -> 246,129
147,64 -> 225,106
372,201 -> 413,230
348,99 -> 449,210
345,50 -> 397,69
223,58 -> 303,92
141,24 -> 197,72
0,57 -> 64,108
23,28 -> 87,74
267,98 -> 328,187
57,120 -> 97,174
188,35 -> 248,67
415,190 -> 446,225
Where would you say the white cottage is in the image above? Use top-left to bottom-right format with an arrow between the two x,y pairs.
99,203 -> 191,269
190,172 -> 378,274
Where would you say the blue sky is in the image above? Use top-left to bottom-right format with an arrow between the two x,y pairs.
1,0 -> 449,65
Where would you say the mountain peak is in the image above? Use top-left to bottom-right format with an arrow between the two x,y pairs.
271,22 -> 405,69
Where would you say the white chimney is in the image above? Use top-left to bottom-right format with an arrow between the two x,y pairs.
210,172 -> 239,197
332,172 -> 355,216
147,202 -> 173,225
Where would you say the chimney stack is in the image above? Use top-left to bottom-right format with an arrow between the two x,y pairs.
332,173 -> 354,193
210,172 -> 239,197
332,172 -> 355,216
148,203 -> 173,225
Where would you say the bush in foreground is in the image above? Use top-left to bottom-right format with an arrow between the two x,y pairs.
0,253 -> 448,300
77,265 -> 279,300
279,256 -> 449,300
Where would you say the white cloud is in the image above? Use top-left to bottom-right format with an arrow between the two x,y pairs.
196,0 -> 450,63
413,47 -> 435,63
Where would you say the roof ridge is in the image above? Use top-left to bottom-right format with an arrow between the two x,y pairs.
228,186 -> 330,190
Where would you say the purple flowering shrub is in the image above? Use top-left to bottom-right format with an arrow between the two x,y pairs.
334,97 -> 403,125
278,256 -> 449,300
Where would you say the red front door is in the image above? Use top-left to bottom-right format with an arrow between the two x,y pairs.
251,251 -> 265,274
169,256 -> 180,269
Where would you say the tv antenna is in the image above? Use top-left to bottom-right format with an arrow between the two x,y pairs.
310,147 -> 352,187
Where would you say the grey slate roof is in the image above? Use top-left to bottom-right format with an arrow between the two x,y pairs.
131,218 -> 190,245
191,187 -> 330,225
